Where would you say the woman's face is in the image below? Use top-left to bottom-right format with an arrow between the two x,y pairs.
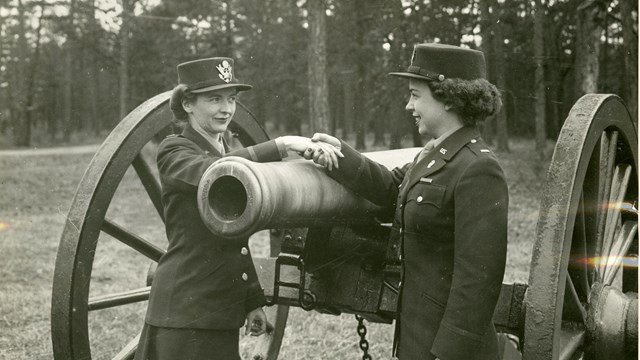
184,88 -> 237,136
405,79 -> 448,138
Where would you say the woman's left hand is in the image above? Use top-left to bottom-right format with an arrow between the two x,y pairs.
245,307 -> 268,336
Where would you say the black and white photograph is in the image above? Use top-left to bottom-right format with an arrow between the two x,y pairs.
0,0 -> 637,359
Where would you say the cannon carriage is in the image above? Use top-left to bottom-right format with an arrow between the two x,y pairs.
51,92 -> 638,360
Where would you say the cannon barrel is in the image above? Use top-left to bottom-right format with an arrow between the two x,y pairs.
197,148 -> 421,239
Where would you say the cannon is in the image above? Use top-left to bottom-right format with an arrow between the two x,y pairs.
51,92 -> 638,360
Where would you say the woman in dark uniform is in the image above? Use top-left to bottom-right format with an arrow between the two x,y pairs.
308,44 -> 508,360
135,57 -> 339,360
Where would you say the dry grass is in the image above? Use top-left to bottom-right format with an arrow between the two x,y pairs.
0,136 -> 551,360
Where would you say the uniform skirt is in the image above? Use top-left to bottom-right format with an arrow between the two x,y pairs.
134,323 -> 240,360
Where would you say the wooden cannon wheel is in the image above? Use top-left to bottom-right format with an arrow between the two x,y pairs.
523,94 -> 638,360
51,92 -> 289,360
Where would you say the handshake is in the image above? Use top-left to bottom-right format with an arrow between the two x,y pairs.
277,133 -> 344,171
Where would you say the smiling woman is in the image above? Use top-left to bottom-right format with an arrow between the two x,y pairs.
134,57 -> 341,360
309,43 -> 508,360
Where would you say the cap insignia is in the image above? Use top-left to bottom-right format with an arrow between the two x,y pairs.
438,74 -> 445,81
216,60 -> 233,83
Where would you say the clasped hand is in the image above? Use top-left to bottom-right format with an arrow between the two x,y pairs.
278,134 -> 343,170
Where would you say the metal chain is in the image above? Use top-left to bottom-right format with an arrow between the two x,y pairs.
355,314 -> 372,360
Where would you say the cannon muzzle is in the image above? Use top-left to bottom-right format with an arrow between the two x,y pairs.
197,148 -> 421,239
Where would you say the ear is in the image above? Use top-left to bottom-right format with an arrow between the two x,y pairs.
182,99 -> 193,114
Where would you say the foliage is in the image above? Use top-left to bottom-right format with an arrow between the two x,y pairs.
0,0 -> 636,148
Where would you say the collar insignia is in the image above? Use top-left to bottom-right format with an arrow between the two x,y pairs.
439,148 -> 447,155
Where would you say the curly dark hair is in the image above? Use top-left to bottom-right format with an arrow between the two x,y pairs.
169,84 -> 197,127
428,78 -> 502,126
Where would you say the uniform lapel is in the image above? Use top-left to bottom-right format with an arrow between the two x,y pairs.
405,126 -> 480,190
182,124 -> 223,156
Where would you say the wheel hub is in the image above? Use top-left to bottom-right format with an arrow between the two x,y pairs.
587,282 -> 638,359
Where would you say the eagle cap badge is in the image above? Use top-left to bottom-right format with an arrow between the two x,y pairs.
216,60 -> 233,83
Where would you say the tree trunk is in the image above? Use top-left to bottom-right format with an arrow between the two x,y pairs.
224,0 -> 233,56
22,9 -> 45,147
533,0 -> 546,155
354,0 -> 366,149
491,6 -> 509,152
119,0 -> 134,121
306,0 -> 331,134
0,11 -> 5,134
619,0 -> 638,121
544,19 -> 561,140
87,0 -> 100,135
14,0 -> 28,146
574,0 -> 606,97
479,0 -> 495,146
373,102 -> 386,146
341,70 -> 354,140
62,0 -> 76,141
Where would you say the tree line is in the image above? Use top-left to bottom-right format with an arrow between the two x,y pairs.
0,0 -> 636,151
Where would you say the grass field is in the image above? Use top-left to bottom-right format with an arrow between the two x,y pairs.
0,137 -> 552,360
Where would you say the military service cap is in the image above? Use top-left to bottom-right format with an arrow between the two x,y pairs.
177,57 -> 252,93
389,43 -> 486,82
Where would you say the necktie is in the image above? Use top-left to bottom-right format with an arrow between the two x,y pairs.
417,138 -> 436,163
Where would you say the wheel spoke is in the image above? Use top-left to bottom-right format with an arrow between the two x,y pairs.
558,326 -> 586,360
599,165 -> 620,277
595,130 -> 618,280
583,139 -> 602,285
88,286 -> 151,311
600,164 -> 631,277
570,192 -> 590,296
112,332 -> 141,360
563,276 -> 587,324
604,221 -> 638,286
102,218 -> 165,262
132,154 -> 164,221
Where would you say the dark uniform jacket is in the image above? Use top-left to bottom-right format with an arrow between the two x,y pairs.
328,126 -> 508,360
145,124 -> 284,330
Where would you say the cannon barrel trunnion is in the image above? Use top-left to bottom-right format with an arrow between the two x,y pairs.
51,93 -> 638,360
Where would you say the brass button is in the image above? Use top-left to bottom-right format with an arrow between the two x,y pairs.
241,247 -> 248,256
242,273 -> 248,281
470,139 -> 477,143
417,195 -> 423,203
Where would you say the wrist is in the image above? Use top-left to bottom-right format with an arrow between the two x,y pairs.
274,137 -> 289,158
